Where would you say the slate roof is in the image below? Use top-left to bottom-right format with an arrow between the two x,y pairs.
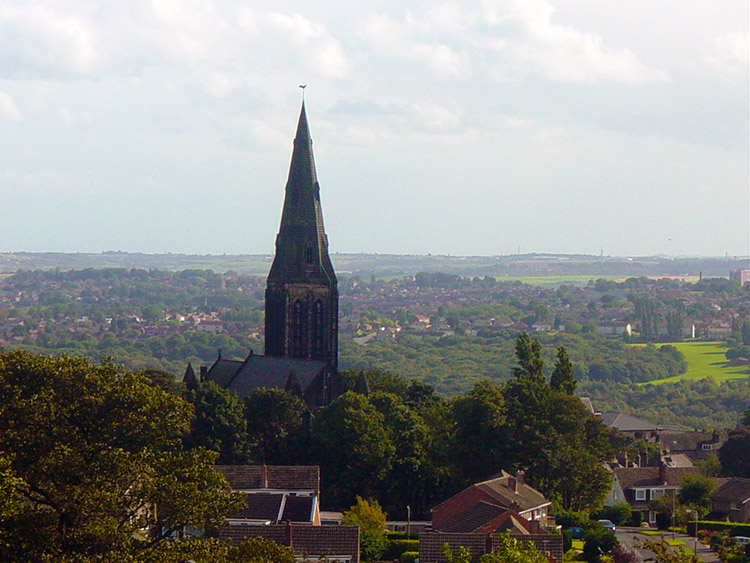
712,478 -> 750,503
283,495 -> 316,522
660,430 -> 724,452
233,493 -> 284,521
600,412 -> 661,432
613,466 -> 699,489
474,472 -> 550,513
204,353 -> 327,402
214,465 -> 319,491
440,501 -> 508,533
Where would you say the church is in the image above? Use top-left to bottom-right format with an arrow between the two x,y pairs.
184,102 -> 342,407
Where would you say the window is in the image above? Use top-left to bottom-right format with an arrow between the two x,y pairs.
635,489 -> 647,501
291,300 -> 306,357
649,511 -> 657,524
651,489 -> 665,498
305,244 -> 315,265
311,300 -> 325,357
701,444 -> 713,451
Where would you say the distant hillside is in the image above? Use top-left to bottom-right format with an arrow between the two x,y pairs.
0,251 -> 747,279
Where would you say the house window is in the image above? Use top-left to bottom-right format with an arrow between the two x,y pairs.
701,444 -> 712,451
649,511 -> 657,524
651,489 -> 665,499
635,489 -> 647,501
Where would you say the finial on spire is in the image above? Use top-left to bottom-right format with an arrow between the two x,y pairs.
299,83 -> 307,102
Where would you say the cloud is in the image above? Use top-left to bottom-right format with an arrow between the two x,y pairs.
703,31 -> 749,77
0,91 -> 22,122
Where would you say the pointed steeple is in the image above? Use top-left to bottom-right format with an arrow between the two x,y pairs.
268,102 -> 336,285
265,102 -> 339,373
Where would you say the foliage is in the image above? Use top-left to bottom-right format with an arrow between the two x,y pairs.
719,425 -> 750,478
635,537 -> 702,562
313,393 -> 395,507
582,522 -> 618,562
678,473 -> 715,515
512,331 -> 545,380
184,381 -> 248,463
479,532 -> 548,563
243,388 -> 308,464
597,503 -> 632,526
0,349 -> 243,561
551,345 -> 577,394
342,496 -> 388,562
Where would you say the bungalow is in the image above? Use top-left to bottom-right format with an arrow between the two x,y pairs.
709,478 -> 750,523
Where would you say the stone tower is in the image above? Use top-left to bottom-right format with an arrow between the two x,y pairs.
264,102 -> 338,372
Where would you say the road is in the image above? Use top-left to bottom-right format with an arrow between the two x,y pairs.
615,526 -> 721,562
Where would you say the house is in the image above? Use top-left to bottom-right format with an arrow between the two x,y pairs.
419,509 -> 563,563
214,465 -> 320,526
219,522 -> 360,563
709,478 -> 750,523
659,430 -> 726,462
600,412 -> 670,443
605,463 -> 699,525
432,471 -> 551,531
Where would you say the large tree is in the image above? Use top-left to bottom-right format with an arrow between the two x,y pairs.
719,424 -> 750,478
243,388 -> 308,464
312,391 -> 395,507
0,350 -> 242,561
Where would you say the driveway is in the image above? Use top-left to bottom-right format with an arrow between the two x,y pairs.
614,526 -> 721,562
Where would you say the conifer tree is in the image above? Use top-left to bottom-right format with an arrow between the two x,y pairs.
550,346 -> 576,395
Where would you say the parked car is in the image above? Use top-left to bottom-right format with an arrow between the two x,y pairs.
598,519 -> 616,532
734,536 -> 750,546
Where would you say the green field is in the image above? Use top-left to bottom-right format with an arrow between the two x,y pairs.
640,341 -> 749,384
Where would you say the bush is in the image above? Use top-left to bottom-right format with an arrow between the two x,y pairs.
583,523 -> 618,562
382,540 -> 419,560
627,511 -> 643,527
599,503 -> 631,526
688,520 -> 750,536
400,551 -> 418,563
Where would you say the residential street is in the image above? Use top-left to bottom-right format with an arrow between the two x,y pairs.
615,526 -> 721,563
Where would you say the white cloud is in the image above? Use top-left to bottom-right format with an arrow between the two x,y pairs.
703,31 -> 749,77
0,91 -> 22,122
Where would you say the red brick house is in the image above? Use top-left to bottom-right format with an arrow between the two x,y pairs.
710,478 -> 750,523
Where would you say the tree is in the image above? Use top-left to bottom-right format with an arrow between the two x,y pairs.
312,392 -> 395,507
583,523 -> 618,562
719,425 -> 750,478
342,497 -> 388,562
243,388 -> 308,464
479,532 -> 548,563
452,381 -> 506,483
0,349 -> 243,561
512,332 -> 544,380
550,345 -> 576,394
184,381 -> 248,464
678,473 -> 714,515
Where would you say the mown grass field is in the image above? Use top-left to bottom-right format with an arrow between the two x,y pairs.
639,341 -> 749,384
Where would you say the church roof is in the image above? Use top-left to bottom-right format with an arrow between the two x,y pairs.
204,352 -> 327,403
267,102 -> 336,286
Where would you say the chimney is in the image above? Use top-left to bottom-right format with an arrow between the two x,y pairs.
515,469 -> 525,486
508,477 -> 517,493
284,520 -> 292,546
658,460 -> 667,484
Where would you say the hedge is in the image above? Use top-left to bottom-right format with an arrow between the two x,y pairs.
400,551 -> 419,563
382,539 -> 420,560
687,520 -> 750,536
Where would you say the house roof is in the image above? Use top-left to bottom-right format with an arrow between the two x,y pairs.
440,501 -> 508,533
233,493 -> 283,521
215,465 -> 319,491
660,430 -> 723,452
432,471 -> 550,520
600,412 -> 660,432
711,478 -> 750,503
613,466 -> 699,489
218,523 -> 359,559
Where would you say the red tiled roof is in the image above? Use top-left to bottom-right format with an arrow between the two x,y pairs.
215,465 -> 319,491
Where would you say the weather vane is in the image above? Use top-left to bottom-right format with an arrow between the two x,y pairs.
299,83 -> 307,101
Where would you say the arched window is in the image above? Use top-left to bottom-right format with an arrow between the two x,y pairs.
312,300 -> 325,358
291,300 -> 306,357
305,244 -> 315,265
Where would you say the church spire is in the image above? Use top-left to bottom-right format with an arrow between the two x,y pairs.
268,102 -> 336,284
265,102 -> 339,373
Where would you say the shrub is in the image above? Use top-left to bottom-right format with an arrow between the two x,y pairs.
400,551 -> 418,563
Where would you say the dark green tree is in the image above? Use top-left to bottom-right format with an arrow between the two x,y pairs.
678,473 -> 714,515
512,332 -> 544,380
243,388 -> 308,464
719,425 -> 750,478
184,381 -> 248,464
312,392 -> 395,507
0,349 -> 243,562
550,345 -> 576,394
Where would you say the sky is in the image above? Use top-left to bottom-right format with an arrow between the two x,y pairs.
0,0 -> 747,258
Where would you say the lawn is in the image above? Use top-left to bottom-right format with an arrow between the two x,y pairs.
640,341 -> 749,385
